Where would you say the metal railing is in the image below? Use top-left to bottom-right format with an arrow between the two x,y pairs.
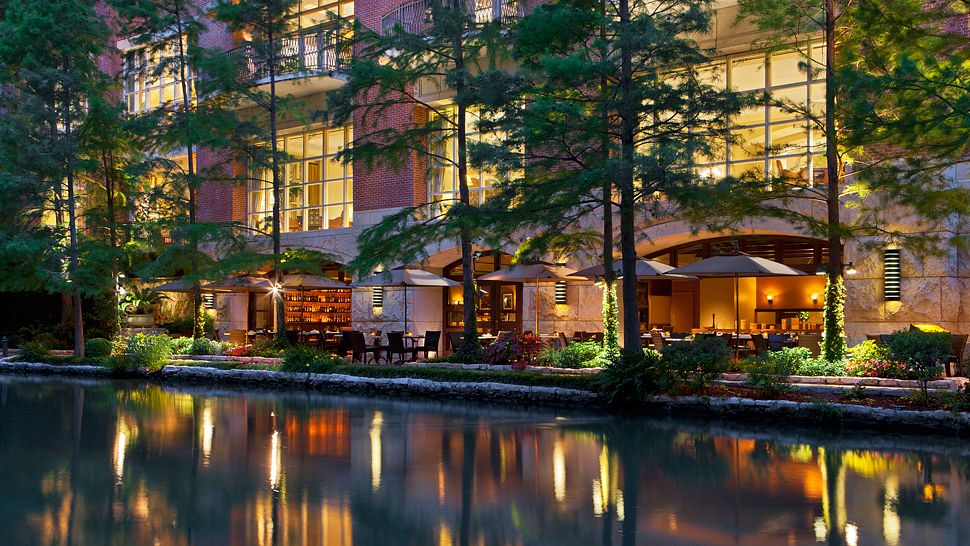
381,0 -> 522,36
228,28 -> 348,82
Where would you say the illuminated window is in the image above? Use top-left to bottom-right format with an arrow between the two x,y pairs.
693,44 -> 826,185
248,127 -> 354,233
427,106 -> 508,212
123,40 -> 195,114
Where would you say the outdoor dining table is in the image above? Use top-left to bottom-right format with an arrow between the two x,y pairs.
478,334 -> 497,346
402,334 -> 425,347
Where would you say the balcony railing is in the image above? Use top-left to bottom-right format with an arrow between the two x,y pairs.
381,0 -> 522,36
228,28 -> 348,82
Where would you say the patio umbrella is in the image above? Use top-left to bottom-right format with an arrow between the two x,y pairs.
478,263 -> 578,334
668,252 -> 805,355
280,275 -> 349,335
200,276 -> 274,292
352,267 -> 460,334
570,259 -> 696,280
149,278 -> 200,293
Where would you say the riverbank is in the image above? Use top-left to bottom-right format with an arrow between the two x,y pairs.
2,359 -> 970,436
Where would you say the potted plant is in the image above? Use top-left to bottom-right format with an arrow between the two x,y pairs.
120,285 -> 166,327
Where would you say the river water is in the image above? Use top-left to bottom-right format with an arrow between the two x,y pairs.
0,376 -> 966,545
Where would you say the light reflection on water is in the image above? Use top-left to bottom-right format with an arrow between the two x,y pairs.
0,377 -> 968,545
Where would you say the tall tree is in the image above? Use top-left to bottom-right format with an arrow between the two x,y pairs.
327,1 -> 514,361
112,0 -> 246,339
732,0 -> 970,361
214,0 -> 306,347
477,0 -> 749,357
0,0 -> 109,356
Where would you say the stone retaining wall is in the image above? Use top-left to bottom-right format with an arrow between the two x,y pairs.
2,360 -> 970,436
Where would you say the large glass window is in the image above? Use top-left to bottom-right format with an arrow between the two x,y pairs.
428,107 -> 507,211
248,127 -> 353,233
123,40 -> 195,114
693,44 -> 826,185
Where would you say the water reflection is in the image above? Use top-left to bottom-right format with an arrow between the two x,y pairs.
0,377 -> 968,545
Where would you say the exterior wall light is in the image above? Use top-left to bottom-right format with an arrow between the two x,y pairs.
883,249 -> 901,301
373,286 -> 384,309
811,293 -> 819,305
554,281 -> 568,304
202,294 -> 216,310
845,262 -> 857,275
766,294 -> 773,305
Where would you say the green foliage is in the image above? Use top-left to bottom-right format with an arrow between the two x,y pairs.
169,337 -> 194,355
111,334 -> 172,372
536,341 -> 603,369
821,277 -> 847,362
848,340 -> 890,365
744,356 -> 793,395
19,341 -> 51,362
842,384 -> 869,402
595,350 -> 663,406
658,337 -> 732,392
601,281 -> 620,355
886,329 -> 949,395
31,332 -> 61,350
190,337 -> 224,356
84,338 -> 112,358
796,357 -> 846,377
280,345 -> 345,374
120,285 -> 165,315
936,385 -> 970,412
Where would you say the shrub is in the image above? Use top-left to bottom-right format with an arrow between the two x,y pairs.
251,338 -> 283,358
223,344 -> 253,357
84,338 -> 112,358
19,340 -> 51,361
845,340 -> 892,377
887,330 -> 949,395
190,338 -> 224,356
657,336 -> 732,392
169,337 -> 195,355
280,345 -> 345,373
795,357 -> 846,377
536,341 -> 602,368
112,334 -> 172,372
595,349 -> 662,405
744,355 -> 793,395
31,332 -> 61,350
483,333 -> 544,368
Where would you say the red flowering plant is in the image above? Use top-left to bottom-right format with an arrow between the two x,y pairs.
483,333 -> 545,369
224,345 -> 254,357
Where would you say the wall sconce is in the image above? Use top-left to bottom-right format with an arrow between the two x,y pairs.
555,281 -> 568,304
372,286 -> 384,309
845,262 -> 857,275
766,294 -> 773,305
883,249 -> 901,301
202,294 -> 216,309
811,293 -> 819,305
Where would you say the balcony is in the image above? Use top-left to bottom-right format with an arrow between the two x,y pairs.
228,28 -> 349,84
380,0 -> 522,36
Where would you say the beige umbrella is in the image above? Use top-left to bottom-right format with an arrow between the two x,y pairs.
200,276 -> 274,292
478,263 -> 578,334
668,252 -> 805,355
352,267 -> 460,334
570,259 -> 698,279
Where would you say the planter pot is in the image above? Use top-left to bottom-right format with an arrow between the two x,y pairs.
126,314 -> 155,327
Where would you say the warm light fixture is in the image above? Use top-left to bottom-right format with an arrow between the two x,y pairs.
555,281 -> 568,304
884,249 -> 901,301
766,294 -> 774,305
373,286 -> 384,309
815,265 -> 826,276
202,294 -> 216,309
811,293 -> 819,304
270,283 -> 281,296
845,262 -> 857,275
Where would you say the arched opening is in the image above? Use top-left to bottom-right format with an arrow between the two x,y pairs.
640,235 -> 832,333
442,251 -> 522,337
258,261 -> 351,333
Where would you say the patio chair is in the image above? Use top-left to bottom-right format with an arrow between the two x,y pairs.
349,331 -> 382,365
590,332 -> 604,343
766,333 -> 790,352
750,333 -> 769,357
866,334 -> 882,343
949,334 -> 968,377
558,332 -> 570,349
497,331 -> 513,343
228,330 -> 247,346
651,332 -> 665,352
386,332 -> 419,364
447,331 -> 464,352
797,333 -> 822,358
573,331 -> 587,341
415,331 -> 441,360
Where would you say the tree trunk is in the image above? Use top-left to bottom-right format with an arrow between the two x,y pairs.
102,150 -> 121,334
174,8 -> 206,340
267,23 -> 287,347
63,55 -> 84,357
600,4 -> 618,356
617,0 -> 641,357
453,32 -> 482,361
822,0 -> 846,361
